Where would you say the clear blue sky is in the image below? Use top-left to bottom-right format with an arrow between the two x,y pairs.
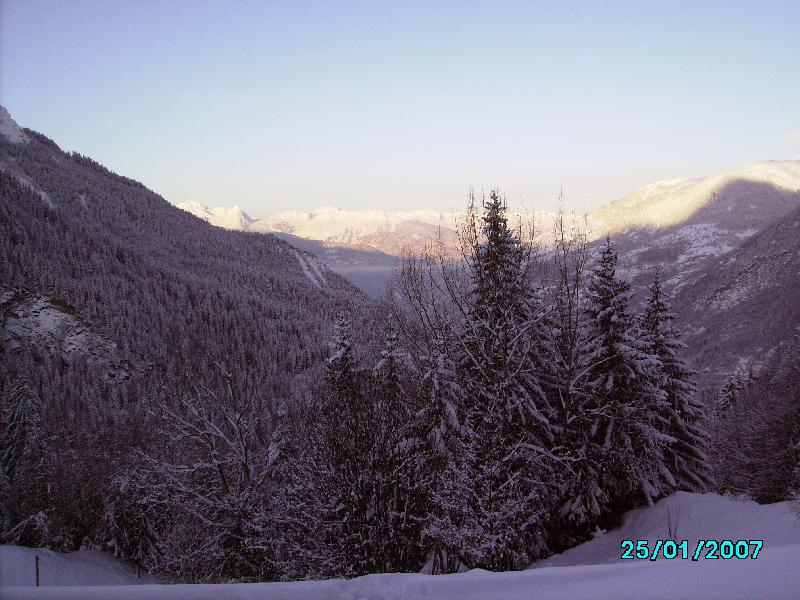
2,0 -> 799,215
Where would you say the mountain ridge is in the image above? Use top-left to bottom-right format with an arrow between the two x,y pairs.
179,156 -> 800,260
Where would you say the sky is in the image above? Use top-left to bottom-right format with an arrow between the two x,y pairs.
1,0 -> 799,216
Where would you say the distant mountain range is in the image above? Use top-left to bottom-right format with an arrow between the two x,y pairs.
180,156 -> 800,296
180,158 -> 800,254
179,155 -> 800,385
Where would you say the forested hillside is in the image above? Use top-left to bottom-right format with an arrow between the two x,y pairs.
0,120 -> 373,558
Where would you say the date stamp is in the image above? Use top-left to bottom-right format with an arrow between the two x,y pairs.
620,539 -> 763,560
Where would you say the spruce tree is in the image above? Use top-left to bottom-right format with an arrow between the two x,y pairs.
456,191 -> 553,570
371,318 -> 426,572
579,237 -> 667,523
640,268 -> 711,492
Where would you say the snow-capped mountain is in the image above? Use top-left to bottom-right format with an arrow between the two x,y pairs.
590,159 -> 800,235
177,203 -> 463,256
177,200 -> 256,231
180,157 -> 800,298
180,157 -> 800,264
602,158 -> 800,292
178,202 -> 560,257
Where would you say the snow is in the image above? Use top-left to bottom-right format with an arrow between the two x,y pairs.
176,154 -> 800,262
177,202 -> 557,257
589,158 -> 800,235
0,105 -> 29,144
537,491 -> 799,568
1,292 -> 132,380
2,492 -> 798,599
295,250 -> 328,287
3,548 -> 799,599
177,201 -> 253,231
0,545 -> 159,587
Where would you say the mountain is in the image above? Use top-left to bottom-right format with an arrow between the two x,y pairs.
0,105 -> 365,410
177,200 -> 256,231
591,160 -> 800,235
593,159 -> 800,292
178,202 -> 560,257
177,203 -> 467,256
6,99 -> 795,391
180,159 -> 800,258
180,158 -> 800,294
674,204 -> 800,385
0,106 -> 29,145
270,232 -> 398,297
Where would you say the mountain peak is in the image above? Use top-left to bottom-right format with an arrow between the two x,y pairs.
177,201 -> 253,230
0,105 -> 29,144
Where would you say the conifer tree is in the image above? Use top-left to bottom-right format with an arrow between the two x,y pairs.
578,238 -> 667,521
376,319 -> 429,572
640,268 -> 711,492
1,378 -> 43,487
455,191 -> 553,570
413,333 -> 468,573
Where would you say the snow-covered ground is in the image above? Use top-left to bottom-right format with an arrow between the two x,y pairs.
0,545 -> 159,587
2,492 -> 798,599
537,491 -> 799,567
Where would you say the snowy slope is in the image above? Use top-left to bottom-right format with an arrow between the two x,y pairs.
3,547 -> 798,599
176,201 -> 255,231
1,290 -> 137,382
673,204 -> 800,384
537,491 -> 799,568
589,158 -> 800,235
3,492 -> 798,599
0,545 -> 159,587
593,158 -> 800,290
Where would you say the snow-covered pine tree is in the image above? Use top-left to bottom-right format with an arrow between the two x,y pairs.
415,334 -> 464,469
640,268 -> 711,492
716,374 -> 743,414
307,311 -> 400,576
1,377 -> 43,487
411,332 -> 468,574
454,191 -> 553,570
578,237 -> 667,523
711,337 -> 800,502
545,209 -> 606,543
370,318 -> 427,572
99,468 -> 163,572
715,366 -> 755,415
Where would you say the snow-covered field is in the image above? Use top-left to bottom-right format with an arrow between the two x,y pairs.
0,545 -> 159,587
2,492 -> 798,599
